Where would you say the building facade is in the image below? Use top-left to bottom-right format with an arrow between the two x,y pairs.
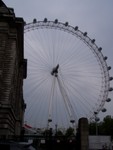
0,1 -> 27,139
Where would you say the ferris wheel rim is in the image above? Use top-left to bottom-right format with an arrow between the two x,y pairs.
24,19 -> 110,123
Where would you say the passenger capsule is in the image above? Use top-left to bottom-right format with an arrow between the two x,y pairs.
48,119 -> 52,122
106,98 -> 111,102
98,47 -> 102,51
33,18 -> 37,23
54,19 -> 58,24
104,56 -> 108,60
102,108 -> 107,112
65,22 -> 68,26
109,77 -> 113,81
83,32 -> 87,36
44,18 -> 47,23
108,66 -> 111,70
94,111 -> 98,115
95,117 -> 100,122
91,39 -> 95,43
70,120 -> 75,123
74,26 -> 78,30
109,87 -> 113,91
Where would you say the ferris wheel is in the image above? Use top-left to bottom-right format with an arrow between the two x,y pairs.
23,18 -> 113,129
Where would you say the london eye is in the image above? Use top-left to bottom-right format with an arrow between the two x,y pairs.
23,18 -> 112,129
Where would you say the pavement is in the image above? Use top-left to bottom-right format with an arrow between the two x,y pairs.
0,141 -> 36,150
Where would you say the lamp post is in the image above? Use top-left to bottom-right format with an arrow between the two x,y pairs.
94,112 -> 100,135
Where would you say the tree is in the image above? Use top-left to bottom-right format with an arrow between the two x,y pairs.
55,130 -> 64,136
65,127 -> 75,137
89,122 -> 97,135
89,115 -> 113,139
101,115 -> 113,137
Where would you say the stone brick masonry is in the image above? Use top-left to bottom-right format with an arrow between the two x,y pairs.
0,0 -> 26,139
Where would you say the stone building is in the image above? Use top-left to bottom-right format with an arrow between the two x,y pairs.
0,1 -> 27,139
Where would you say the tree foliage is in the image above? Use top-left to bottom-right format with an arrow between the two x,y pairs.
55,130 -> 64,136
65,127 -> 75,137
89,115 -> 113,139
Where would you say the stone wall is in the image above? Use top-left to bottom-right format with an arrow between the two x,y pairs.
0,1 -> 26,139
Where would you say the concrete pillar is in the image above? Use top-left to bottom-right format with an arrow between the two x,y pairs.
79,117 -> 89,150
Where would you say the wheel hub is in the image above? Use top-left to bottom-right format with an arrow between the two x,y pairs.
51,64 -> 59,77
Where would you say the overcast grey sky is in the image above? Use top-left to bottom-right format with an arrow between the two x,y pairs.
3,0 -> 113,127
